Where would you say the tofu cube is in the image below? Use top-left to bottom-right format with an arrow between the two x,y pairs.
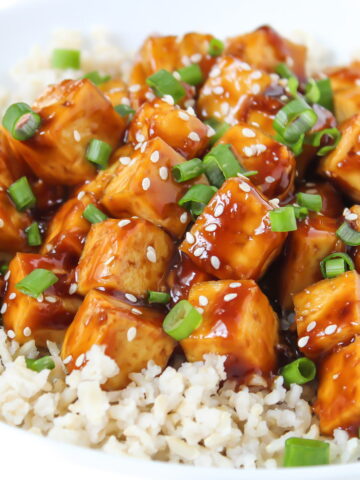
76,217 -> 174,297
98,78 -> 129,107
314,336 -> 360,435
0,191 -> 32,253
61,289 -> 176,390
180,177 -> 287,280
217,123 -> 295,200
294,271 -> 360,360
101,136 -> 208,237
181,280 -> 279,379
328,61 -> 360,122
5,79 -> 126,185
3,253 -> 81,346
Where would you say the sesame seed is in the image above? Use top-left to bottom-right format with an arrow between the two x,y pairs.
75,353 -> 85,367
196,307 -> 204,314
224,293 -> 237,302
0,303 -> 7,314
333,373 -> 340,380
220,102 -> 230,115
163,94 -> 175,105
298,336 -> 309,348
125,293 -> 137,303
145,91 -> 156,101
136,132 -> 145,143
63,355 -> 72,365
159,166 -> 169,180
4,271 -> 10,281
251,84 -> 261,94
243,146 -> 255,157
140,141 -> 147,153
346,212 -> 358,221
229,282 -> 241,288
173,71 -> 181,81
37,294 -> 44,303
207,126 -> 216,137
209,66 -> 221,78
324,324 -> 337,335
190,53 -> 202,63
8,293 -> 16,300
73,130 -> 81,142
205,224 -> 217,232
142,177 -> 151,191
265,176 -> 276,184
119,156 -> 131,166
186,106 -> 196,116
193,247 -> 205,257
7,330 -> 15,339
199,295 -> 208,306
146,246 -> 157,263
178,111 -> 189,121
0,219 -> 4,228
23,327 -> 32,337
210,256 -> 220,270
131,308 -> 142,316
150,150 -> 160,163
129,84 -> 140,92
255,144 -> 267,154
242,128 -> 256,138
77,191 -> 85,201
104,255 -> 115,266
250,70 -> 262,79
214,204 -> 224,217
239,182 -> 251,192
188,131 -> 200,142
269,198 -> 280,208
306,321 -> 316,332
127,327 -> 137,342
45,295 -> 57,303
213,86 -> 224,95
180,212 -> 188,224
118,219 -> 131,227
186,232 -> 195,244
69,283 -> 78,295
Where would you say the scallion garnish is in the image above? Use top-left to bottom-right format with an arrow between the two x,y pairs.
204,118 -> 231,146
293,205 -> 309,220
26,356 -> 55,372
283,437 -> 330,467
295,193 -> 322,212
305,77 -> 333,112
7,176 -> 36,211
320,252 -> 355,279
208,38 -> 224,57
177,64 -> 203,86
269,206 -> 297,232
203,144 -> 241,188
86,139 -> 112,169
178,184 -> 217,217
2,102 -> 41,141
51,48 -> 81,69
336,222 -> 360,246
148,291 -> 171,304
16,269 -> 59,299
83,204 -> 108,224
172,158 -> 204,183
146,69 -> 186,103
25,222 -> 42,247
275,63 -> 298,97
281,357 -> 316,385
114,104 -> 135,118
0,265 -> 8,275
310,127 -> 341,156
273,98 -> 318,144
83,71 -> 111,85
163,300 -> 202,340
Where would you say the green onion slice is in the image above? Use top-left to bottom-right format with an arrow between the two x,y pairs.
320,252 -> 355,279
287,76 -> 299,97
305,77 -> 333,112
83,71 -> 111,85
16,269 -> 59,299
204,119 -> 231,146
281,357 -> 316,385
83,204 -> 108,224
86,139 -> 112,170
148,291 -> 171,304
273,98 -> 318,144
336,222 -> 360,246
26,356 -> 55,372
275,63 -> 299,96
2,102 -> 41,141
172,158 -> 204,183
0,265 -> 8,275
283,437 -> 330,467
114,104 -> 135,118
178,184 -> 218,217
7,176 -> 36,211
275,131 -> 305,156
208,38 -> 224,57
295,192 -> 322,212
51,48 -> 80,69
177,64 -> 203,86
293,205 -> 309,220
163,300 -> 202,340
146,69 -> 186,103
25,222 -> 42,247
269,206 -> 297,232
310,127 -> 341,156
203,144 -> 242,188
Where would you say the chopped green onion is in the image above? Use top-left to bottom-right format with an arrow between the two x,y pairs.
310,127 -> 341,156
208,38 -> 224,57
7,176 -> 36,211
163,300 -> 202,340
148,291 -> 171,304
281,357 -> 316,385
2,102 -> 41,141
83,204 -> 108,224
320,252 -> 355,279
241,170 -> 258,177
283,437 -> 330,467
86,139 -> 112,170
146,69 -> 186,103
83,71 -> 111,85
269,206 -> 297,232
287,76 -> 299,97
294,205 -> 309,220
204,118 -> 231,146
0,265 -> 8,275
172,158 -> 204,183
203,144 -> 241,188
295,193 -> 322,212
336,222 -> 360,246
25,222 -> 42,247
275,63 -> 294,79
16,269 -> 59,299
275,131 -> 305,156
114,104 -> 135,118
177,64 -> 203,86
178,184 -> 217,217
51,48 -> 80,69
273,98 -> 318,144
305,78 -> 333,112
26,356 -> 55,372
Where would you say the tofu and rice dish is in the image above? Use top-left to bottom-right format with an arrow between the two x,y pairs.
0,25 -> 360,469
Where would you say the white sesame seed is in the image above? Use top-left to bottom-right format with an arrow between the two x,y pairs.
75,353 -> 85,367
142,177 -> 151,191
159,166 -> 169,180
173,71 -> 181,81
180,212 -> 188,224
186,106 -> 196,116
23,327 -> 31,337
104,255 -> 115,266
0,219 -> 4,228
209,66 -> 221,78
229,282 -> 241,288
207,126 -> 216,137
220,102 -> 230,115
251,84 -> 261,94
8,293 -> 16,300
7,330 -> 15,339
0,303 -> 7,314
333,373 -> 340,380
135,132 -> 145,143
127,326 -> 137,342
69,283 -> 78,295
163,94 -> 175,105
298,336 -> 309,348
150,150 -> 160,163
129,84 -> 141,92
269,198 -> 280,208
239,182 -> 251,192
324,324 -> 337,335
118,219 -> 131,228
45,295 -> 57,303
306,321 -> 316,332
250,70 -> 263,80
205,224 -> 217,232
196,307 -> 204,314
243,146 -> 255,157
77,191 -> 85,201
186,232 -> 195,244
37,294 -> 44,303
242,128 -> 256,138
188,131 -> 200,142
199,295 -> 208,306
4,271 -> 10,281
224,293 -> 237,302
255,144 -> 267,154
346,212 -> 358,221
73,130 -> 81,142
213,86 -> 224,95
145,91 -> 156,101
214,204 -> 224,217
178,111 -> 190,121
265,176 -> 276,184
140,141 -> 147,153
190,53 -> 202,63
63,355 -> 72,365
146,246 -> 157,263
210,256 -> 220,270
193,247 -> 205,257
119,156 -> 131,165
125,293 -> 137,303
131,308 -> 142,316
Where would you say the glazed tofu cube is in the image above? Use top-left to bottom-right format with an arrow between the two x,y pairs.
76,218 -> 174,297
181,280 -> 279,379
180,177 -> 287,280
98,78 -> 129,107
198,56 -> 272,125
101,137 -> 208,237
0,191 -> 32,253
279,214 -> 344,312
328,62 -> 360,122
5,79 -> 125,185
314,336 -> 360,435
0,129 -> 29,188
216,123 -> 295,200
294,271 -> 360,360
61,289 -> 176,390
225,25 -> 307,79
319,114 -> 360,202
241,92 -> 284,137
2,253 -> 81,346
128,99 -> 209,159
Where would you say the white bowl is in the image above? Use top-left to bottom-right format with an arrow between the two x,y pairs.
0,0 -> 359,478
